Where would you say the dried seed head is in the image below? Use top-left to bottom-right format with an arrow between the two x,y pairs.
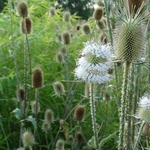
93,7 -> 103,20
42,121 -> 50,131
53,81 -> 65,95
97,20 -> 105,29
99,33 -> 108,44
22,131 -> 35,148
114,17 -> 146,62
74,105 -> 85,122
63,11 -> 71,22
21,17 -> 32,34
49,7 -> 56,16
32,68 -> 43,88
56,52 -> 64,63
127,0 -> 146,14
76,132 -> 84,143
142,123 -> 150,135
82,24 -> 91,35
17,88 -> 25,101
31,101 -> 40,114
17,1 -> 28,18
62,32 -> 71,45
45,109 -> 54,124
56,139 -> 64,150
60,46 -> 68,57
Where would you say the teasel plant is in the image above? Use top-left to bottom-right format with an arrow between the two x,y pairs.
32,67 -> 43,150
113,1 -> 147,149
75,41 -> 112,149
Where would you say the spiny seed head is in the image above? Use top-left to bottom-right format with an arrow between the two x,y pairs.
32,68 -> 43,88
22,131 -> 35,148
74,105 -> 85,122
76,132 -> 84,143
127,0 -> 146,14
96,0 -> 104,7
49,7 -> 56,16
62,32 -> 71,45
93,7 -> 103,20
16,88 -> 25,101
56,52 -> 64,63
97,20 -> 105,29
21,17 -> 32,34
31,101 -> 40,114
82,24 -> 91,35
76,25 -> 80,31
42,121 -> 50,131
60,47 -> 68,57
56,139 -> 64,150
59,119 -> 65,126
45,109 -> 54,124
17,1 -> 28,18
53,81 -> 65,95
138,107 -> 150,123
114,18 -> 146,62
63,11 -> 71,22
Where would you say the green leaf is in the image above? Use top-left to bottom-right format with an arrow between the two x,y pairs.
26,116 -> 37,130
99,131 -> 118,148
12,108 -> 21,120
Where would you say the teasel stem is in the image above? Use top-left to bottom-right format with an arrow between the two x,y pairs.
34,88 -> 39,150
0,115 -> 10,150
103,0 -> 119,90
89,83 -> 99,150
118,61 -> 130,150
8,0 -> 22,147
126,63 -> 134,150
134,120 -> 145,148
132,64 -> 140,142
147,19 -> 150,84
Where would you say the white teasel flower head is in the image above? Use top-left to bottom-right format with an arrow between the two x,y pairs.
74,41 -> 112,84
137,93 -> 150,123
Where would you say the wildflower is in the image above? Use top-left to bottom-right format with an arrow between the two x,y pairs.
49,7 -> 55,16
138,94 -> 150,123
74,105 -> 85,122
63,11 -> 71,22
44,109 -> 54,124
16,1 -> 28,18
93,7 -> 103,21
62,32 -> 71,45
75,41 -> 112,84
56,139 -> 64,150
53,81 -> 65,95
32,68 -> 43,88
22,131 -> 35,148
114,12 -> 146,62
21,17 -> 32,34
82,24 -> 91,35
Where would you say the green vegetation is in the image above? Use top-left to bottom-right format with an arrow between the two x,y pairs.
0,0 -> 150,150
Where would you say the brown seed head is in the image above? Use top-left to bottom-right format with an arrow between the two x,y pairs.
45,109 -> 53,124
76,132 -> 84,143
21,17 -> 32,34
60,46 -> 68,57
56,52 -> 64,63
32,68 -> 43,88
17,88 -> 25,101
17,1 -> 28,18
74,105 -> 85,122
62,32 -> 71,45
42,121 -> 50,131
82,24 -> 91,35
76,25 -> 80,31
53,81 -> 65,95
93,7 -> 103,20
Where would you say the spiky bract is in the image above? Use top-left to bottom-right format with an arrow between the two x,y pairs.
114,16 -> 146,62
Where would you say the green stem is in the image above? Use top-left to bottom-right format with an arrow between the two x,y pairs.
118,61 -> 130,150
90,83 -> 99,150
0,116 -> 10,150
134,121 -> 145,148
